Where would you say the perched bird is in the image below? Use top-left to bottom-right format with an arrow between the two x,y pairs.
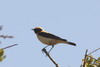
32,27 -> 76,53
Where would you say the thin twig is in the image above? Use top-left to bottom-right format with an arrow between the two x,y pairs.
2,44 -> 18,49
0,25 -> 3,31
83,49 -> 88,67
88,48 -> 100,55
0,41 -> 1,44
0,35 -> 13,39
42,48 -> 59,67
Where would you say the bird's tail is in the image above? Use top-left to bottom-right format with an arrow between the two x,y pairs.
67,41 -> 76,46
57,39 -> 76,46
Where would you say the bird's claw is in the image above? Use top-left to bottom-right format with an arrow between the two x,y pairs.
41,48 -> 50,57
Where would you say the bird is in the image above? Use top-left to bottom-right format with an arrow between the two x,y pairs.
32,27 -> 76,53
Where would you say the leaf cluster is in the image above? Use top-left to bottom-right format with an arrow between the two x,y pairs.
83,55 -> 100,67
0,49 -> 6,62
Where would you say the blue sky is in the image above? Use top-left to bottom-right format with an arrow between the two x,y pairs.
0,0 -> 100,67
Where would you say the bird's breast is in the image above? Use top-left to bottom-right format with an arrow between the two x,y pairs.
37,35 -> 57,45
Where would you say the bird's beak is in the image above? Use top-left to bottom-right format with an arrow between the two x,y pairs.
31,29 -> 34,30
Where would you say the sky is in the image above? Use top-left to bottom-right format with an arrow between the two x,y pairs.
0,0 -> 100,67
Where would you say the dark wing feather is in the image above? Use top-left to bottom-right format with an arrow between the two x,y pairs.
38,32 -> 67,41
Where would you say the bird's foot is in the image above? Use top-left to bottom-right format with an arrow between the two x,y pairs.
41,48 -> 45,53
41,48 -> 50,57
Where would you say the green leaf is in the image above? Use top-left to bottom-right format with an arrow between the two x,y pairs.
0,49 -> 6,62
0,49 -> 4,57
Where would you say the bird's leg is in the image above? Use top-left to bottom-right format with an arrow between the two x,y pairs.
42,41 -> 55,54
48,41 -> 55,54
42,45 -> 49,52
48,45 -> 54,54
43,45 -> 49,49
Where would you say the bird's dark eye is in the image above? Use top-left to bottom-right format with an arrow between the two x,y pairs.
34,28 -> 42,33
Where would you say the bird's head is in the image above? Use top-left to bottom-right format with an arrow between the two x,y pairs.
32,27 -> 43,34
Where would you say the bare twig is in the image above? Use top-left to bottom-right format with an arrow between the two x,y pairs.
88,48 -> 100,55
2,44 -> 18,49
0,25 -> 3,31
0,35 -> 13,39
42,48 -> 59,67
0,25 -> 13,39
83,49 -> 88,67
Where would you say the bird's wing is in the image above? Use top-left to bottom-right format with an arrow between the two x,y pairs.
38,32 -> 67,41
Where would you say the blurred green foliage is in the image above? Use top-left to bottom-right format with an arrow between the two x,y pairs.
0,49 -> 6,62
82,55 -> 100,67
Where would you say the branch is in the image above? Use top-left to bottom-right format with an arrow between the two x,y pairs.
83,49 -> 88,67
0,35 -> 13,39
42,48 -> 59,67
0,25 -> 13,39
88,48 -> 100,55
2,44 -> 18,49
0,25 -> 3,31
